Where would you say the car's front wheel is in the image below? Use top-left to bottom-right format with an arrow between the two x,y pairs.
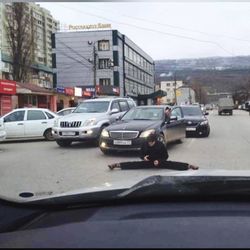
56,139 -> 72,147
158,134 -> 167,146
44,129 -> 54,141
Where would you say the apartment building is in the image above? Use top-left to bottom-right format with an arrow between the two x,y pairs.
0,3 -> 59,88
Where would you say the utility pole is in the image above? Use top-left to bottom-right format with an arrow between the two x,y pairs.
174,72 -> 177,105
93,44 -> 97,97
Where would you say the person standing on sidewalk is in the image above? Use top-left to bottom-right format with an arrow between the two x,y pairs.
108,133 -> 199,171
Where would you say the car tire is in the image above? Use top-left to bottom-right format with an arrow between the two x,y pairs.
56,140 -> 72,147
100,148 -> 111,155
44,129 -> 54,141
158,134 -> 167,146
95,125 -> 108,147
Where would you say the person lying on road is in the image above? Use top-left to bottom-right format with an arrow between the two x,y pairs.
108,132 -> 199,171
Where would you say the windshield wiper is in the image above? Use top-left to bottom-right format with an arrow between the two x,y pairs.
115,175 -> 250,200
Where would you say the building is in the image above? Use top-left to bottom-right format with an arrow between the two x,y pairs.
52,30 -> 155,103
160,80 -> 184,104
0,3 -> 59,88
176,86 -> 196,105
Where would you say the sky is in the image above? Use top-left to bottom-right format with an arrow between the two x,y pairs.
39,2 -> 250,60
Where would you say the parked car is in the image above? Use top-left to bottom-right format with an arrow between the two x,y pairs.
0,118 -> 6,142
0,108 -> 58,141
57,107 -> 75,116
99,105 -> 186,154
180,105 -> 210,137
52,97 -> 136,147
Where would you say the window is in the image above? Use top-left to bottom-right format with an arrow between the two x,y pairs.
119,101 -> 129,112
111,101 -> 120,111
171,108 -> 182,119
98,40 -> 110,51
127,100 -> 135,109
45,112 -> 55,119
99,78 -> 111,86
99,59 -> 110,69
27,110 -> 47,120
4,111 -> 25,123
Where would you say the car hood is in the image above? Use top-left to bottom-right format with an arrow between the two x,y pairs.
106,120 -> 162,131
57,112 -> 106,122
183,116 -> 206,122
3,169 -> 250,204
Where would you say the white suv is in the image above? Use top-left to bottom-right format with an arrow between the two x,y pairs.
52,97 -> 136,147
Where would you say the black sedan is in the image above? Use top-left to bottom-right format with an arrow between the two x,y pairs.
99,105 -> 186,154
180,105 -> 210,137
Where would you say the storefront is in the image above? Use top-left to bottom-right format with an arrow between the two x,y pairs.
0,79 -> 17,116
16,82 -> 57,112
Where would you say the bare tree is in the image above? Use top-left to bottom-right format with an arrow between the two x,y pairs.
190,80 -> 208,104
4,3 -> 34,82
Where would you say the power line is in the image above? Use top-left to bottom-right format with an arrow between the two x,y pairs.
56,38 -> 94,67
55,3 -> 235,56
83,4 -> 250,44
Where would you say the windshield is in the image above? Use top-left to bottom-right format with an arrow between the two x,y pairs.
181,107 -> 203,116
0,1 -> 250,208
74,101 -> 110,113
122,108 -> 163,120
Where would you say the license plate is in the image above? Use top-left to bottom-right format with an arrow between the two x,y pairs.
113,140 -> 132,145
186,127 -> 196,131
62,131 -> 76,136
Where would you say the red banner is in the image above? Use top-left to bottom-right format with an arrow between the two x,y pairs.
64,87 -> 74,96
0,79 -> 16,95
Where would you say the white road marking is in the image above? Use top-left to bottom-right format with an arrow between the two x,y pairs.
187,138 -> 196,148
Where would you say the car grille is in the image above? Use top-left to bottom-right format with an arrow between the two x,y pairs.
110,131 -> 139,140
60,121 -> 82,128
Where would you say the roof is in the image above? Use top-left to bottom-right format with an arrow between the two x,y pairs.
16,82 -> 54,95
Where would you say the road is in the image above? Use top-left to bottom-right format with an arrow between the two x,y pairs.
0,109 -> 250,201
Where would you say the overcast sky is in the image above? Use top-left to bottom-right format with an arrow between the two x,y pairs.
39,2 -> 250,60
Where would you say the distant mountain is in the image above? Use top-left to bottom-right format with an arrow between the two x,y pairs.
155,56 -> 250,73
155,56 -> 250,93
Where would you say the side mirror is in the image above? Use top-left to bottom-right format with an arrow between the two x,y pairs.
170,115 -> 178,121
111,108 -> 119,115
115,115 -> 122,121
166,115 -> 177,123
205,112 -> 209,116
3,118 -> 7,123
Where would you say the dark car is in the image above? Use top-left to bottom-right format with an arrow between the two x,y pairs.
180,105 -> 210,137
99,105 -> 186,154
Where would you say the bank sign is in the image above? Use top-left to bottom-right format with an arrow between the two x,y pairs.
0,79 -> 16,95
68,23 -> 112,31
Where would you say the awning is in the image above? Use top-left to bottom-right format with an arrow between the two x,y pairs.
138,90 -> 167,99
16,82 -> 54,96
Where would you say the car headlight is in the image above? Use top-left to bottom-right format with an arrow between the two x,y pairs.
101,129 -> 109,138
54,118 -> 60,127
200,120 -> 208,126
83,118 -> 97,127
140,129 -> 155,138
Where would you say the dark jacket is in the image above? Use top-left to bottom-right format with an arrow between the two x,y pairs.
140,140 -> 169,164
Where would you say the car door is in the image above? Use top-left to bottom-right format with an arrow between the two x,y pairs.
118,100 -> 130,117
109,101 -> 121,123
170,107 -> 185,141
25,110 -> 49,137
3,110 -> 25,138
163,107 -> 183,142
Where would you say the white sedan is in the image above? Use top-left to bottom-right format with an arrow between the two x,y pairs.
0,108 -> 58,141
0,118 -> 6,142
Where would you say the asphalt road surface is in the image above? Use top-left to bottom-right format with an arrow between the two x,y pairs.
0,109 -> 250,201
